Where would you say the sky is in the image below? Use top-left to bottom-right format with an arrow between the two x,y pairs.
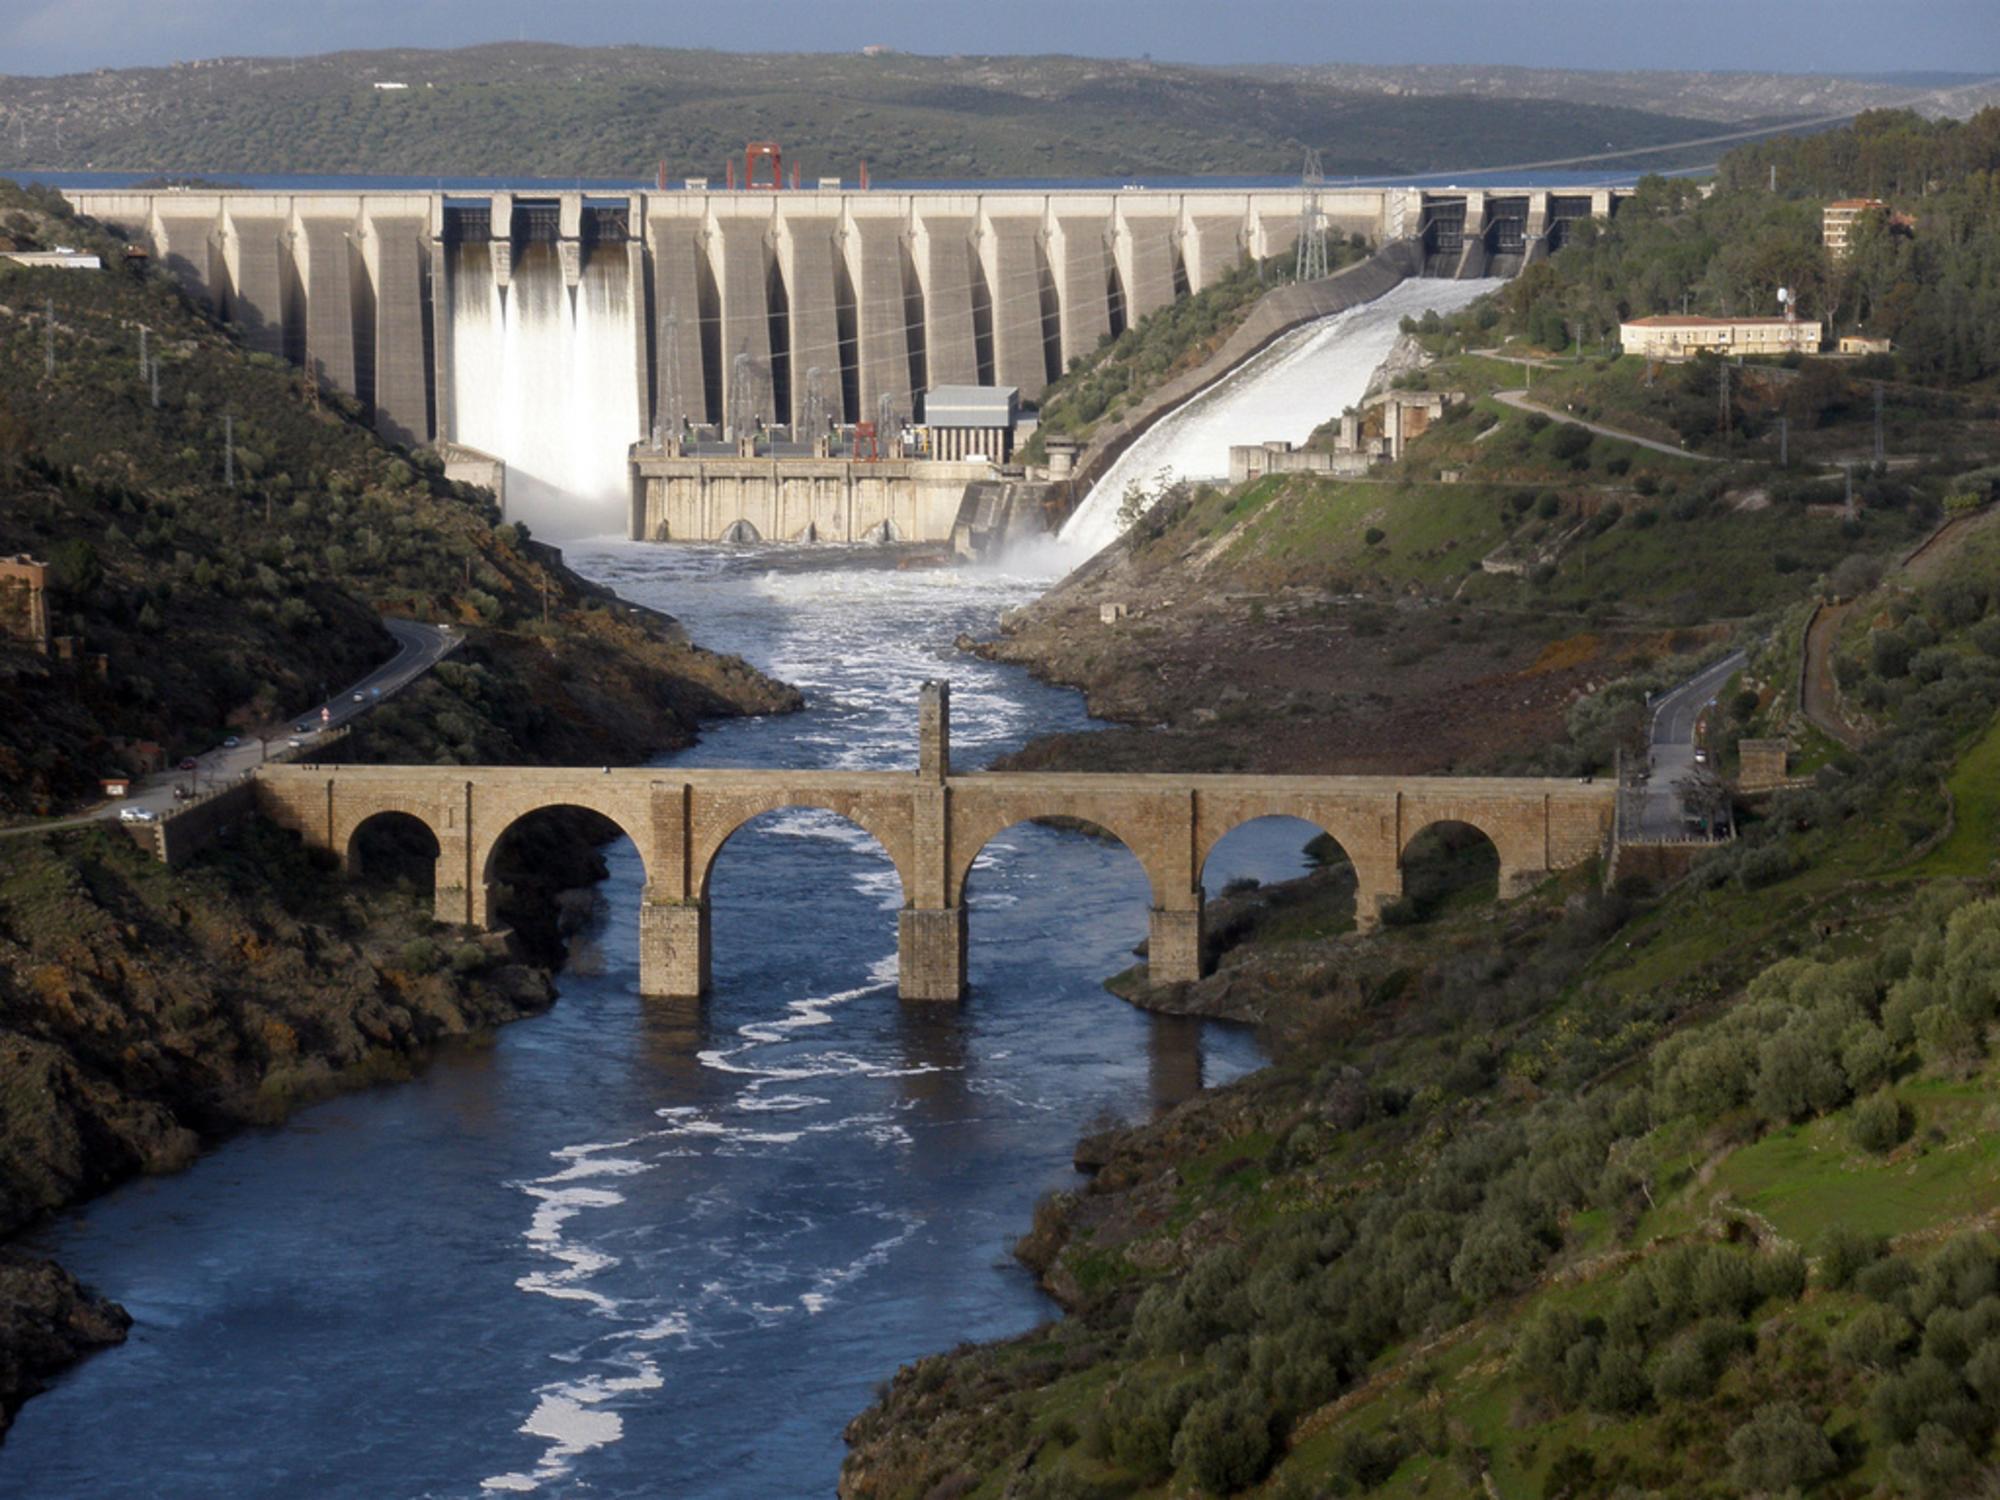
1,0 -> 1997,78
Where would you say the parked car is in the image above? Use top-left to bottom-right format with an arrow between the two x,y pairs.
352,691 -> 366,703
178,757 -> 198,771
222,736 -> 240,748
287,737 -> 305,749
118,805 -> 158,823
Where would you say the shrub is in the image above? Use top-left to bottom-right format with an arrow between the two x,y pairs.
1754,1249 -> 1809,1304
1548,423 -> 1592,460
1586,1342 -> 1650,1414
1872,629 -> 1913,679
1872,1356 -> 1978,1444
1363,526 -> 1385,546
1819,1225 -> 1888,1289
1850,1088 -> 1911,1153
1170,1391 -> 1271,1495
1726,1403 -> 1838,1492
398,938 -> 441,974
1836,1303 -> 1914,1371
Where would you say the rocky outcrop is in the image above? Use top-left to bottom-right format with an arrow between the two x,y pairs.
0,1251 -> 130,1437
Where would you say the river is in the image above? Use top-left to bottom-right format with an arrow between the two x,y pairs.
4,544 -> 1318,1498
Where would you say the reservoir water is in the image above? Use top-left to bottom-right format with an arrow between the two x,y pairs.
4,545 -> 1313,1499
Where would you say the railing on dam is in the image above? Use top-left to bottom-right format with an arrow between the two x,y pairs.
253,683 -> 1616,1002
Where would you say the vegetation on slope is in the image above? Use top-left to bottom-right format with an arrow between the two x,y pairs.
1494,110 -> 2000,387
868,110 -> 2000,1498
0,47 -> 1755,182
844,503 -> 2000,1500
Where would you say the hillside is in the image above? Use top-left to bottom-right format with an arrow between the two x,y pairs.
841,109 -> 2000,1499
0,46 -> 1803,181
844,511 -> 2000,1498
0,178 -> 797,1434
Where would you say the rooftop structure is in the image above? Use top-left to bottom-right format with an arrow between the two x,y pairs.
1619,314 -> 1822,360
923,385 -> 1020,462
1823,198 -> 1884,257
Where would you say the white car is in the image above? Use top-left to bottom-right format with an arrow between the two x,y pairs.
118,805 -> 159,823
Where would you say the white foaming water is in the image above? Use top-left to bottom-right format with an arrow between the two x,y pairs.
1055,277 -> 1506,561
448,242 -> 643,537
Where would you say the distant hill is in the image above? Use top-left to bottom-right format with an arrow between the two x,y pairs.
5,45 -> 1978,182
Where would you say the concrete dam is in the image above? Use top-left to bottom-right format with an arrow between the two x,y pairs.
64,184 -> 1625,537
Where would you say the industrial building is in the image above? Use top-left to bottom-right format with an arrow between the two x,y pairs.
1618,314 -> 1823,360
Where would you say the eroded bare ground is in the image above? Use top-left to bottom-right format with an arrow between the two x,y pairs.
975,555 -> 1713,777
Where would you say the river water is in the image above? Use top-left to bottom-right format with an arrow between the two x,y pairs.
5,545 -> 1316,1499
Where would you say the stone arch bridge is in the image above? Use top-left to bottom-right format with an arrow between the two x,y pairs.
253,684 -> 1613,1000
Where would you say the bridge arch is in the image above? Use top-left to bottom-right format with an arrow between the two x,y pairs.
958,814 -> 1155,986
1198,813 -> 1360,926
336,802 -> 447,876
697,804 -> 909,907
1396,803 -> 1545,900
472,798 -> 657,929
1396,818 -> 1505,917
950,803 -> 1176,909
691,793 -> 915,906
345,809 -> 443,889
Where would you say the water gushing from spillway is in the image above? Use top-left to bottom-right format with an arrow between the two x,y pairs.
1052,277 -> 1506,563
448,242 -> 643,537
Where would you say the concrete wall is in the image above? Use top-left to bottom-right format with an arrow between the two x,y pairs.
252,692 -> 1614,1001
629,454 -> 992,542
65,187 -> 1625,462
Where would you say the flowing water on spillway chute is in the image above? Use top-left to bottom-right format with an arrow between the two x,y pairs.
1052,277 -> 1506,562
448,241 -> 643,537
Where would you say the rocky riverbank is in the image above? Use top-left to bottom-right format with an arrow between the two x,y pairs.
0,611 -> 798,1439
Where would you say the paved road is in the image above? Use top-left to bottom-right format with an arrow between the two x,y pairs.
1633,649 -> 1746,838
3,619 -> 458,836
1494,389 -> 1720,463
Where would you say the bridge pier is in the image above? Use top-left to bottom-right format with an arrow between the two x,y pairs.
899,906 -> 967,1001
1148,901 -> 1204,985
640,892 -> 710,998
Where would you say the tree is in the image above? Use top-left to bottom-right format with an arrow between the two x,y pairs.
1726,1403 -> 1837,1491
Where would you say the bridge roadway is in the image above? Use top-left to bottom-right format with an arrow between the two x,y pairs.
252,684 -> 1613,1000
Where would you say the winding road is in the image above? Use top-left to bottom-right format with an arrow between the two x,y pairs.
1493,389 -> 1720,463
1633,649 -> 1746,838
3,618 -> 459,836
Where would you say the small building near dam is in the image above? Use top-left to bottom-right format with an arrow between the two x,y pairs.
628,448 -> 1005,544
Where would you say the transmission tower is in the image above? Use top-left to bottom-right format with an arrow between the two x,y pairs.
1295,149 -> 1329,282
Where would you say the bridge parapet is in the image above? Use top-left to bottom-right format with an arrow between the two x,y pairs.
253,698 -> 1613,1001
